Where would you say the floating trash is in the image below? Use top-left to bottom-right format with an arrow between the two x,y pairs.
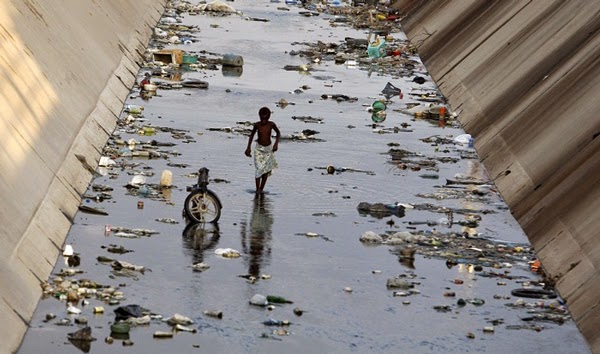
67,305 -> 82,314
215,248 -> 241,258
126,315 -> 151,326
153,331 -> 174,339
166,313 -> 194,325
130,175 -> 146,186
192,262 -> 210,272
250,294 -> 268,306
511,288 -> 557,299
175,324 -> 197,333
381,82 -> 402,99
110,322 -> 131,334
203,310 -> 223,319
263,319 -> 290,326
371,100 -> 387,123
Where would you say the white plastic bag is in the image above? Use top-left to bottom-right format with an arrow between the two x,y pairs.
453,134 -> 471,144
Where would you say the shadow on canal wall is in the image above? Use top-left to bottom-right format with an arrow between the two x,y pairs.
392,0 -> 600,352
0,1 -> 165,352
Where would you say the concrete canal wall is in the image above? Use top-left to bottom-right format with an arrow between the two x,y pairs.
1,0 -> 598,352
0,1 -> 165,352
392,0 -> 600,352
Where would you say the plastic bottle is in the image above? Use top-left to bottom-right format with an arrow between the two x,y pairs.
142,126 -> 156,136
204,310 -> 223,319
160,170 -> 173,188
263,319 -> 290,326
124,104 -> 143,114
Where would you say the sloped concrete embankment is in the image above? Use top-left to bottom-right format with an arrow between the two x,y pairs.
0,1 -> 165,353
392,0 -> 600,352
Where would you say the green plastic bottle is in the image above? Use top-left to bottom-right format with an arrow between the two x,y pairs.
266,295 -> 293,304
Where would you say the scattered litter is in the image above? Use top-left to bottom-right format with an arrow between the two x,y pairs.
67,305 -> 82,314
197,1 -> 237,13
511,288 -> 557,299
78,205 -> 109,216
204,310 -> 223,319
153,331 -> 174,338
175,324 -> 197,332
215,248 -> 241,258
155,218 -> 179,224
357,202 -> 405,218
192,262 -> 210,272
166,313 -> 194,325
67,326 -> 96,343
250,294 -> 268,306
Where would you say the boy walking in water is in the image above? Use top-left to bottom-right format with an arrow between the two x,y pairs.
245,107 -> 281,194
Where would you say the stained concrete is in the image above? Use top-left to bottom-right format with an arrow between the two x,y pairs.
392,0 -> 600,352
0,1 -> 165,353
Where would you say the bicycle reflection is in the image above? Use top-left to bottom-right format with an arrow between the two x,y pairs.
182,222 -> 221,264
240,195 -> 273,277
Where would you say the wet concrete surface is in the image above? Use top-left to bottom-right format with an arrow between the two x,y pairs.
18,1 -> 591,353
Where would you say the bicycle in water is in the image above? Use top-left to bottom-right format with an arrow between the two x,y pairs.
183,167 -> 222,223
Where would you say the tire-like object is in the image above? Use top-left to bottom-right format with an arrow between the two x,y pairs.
184,190 -> 221,223
510,288 -> 557,299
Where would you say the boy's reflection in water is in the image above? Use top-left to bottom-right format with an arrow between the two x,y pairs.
240,195 -> 273,277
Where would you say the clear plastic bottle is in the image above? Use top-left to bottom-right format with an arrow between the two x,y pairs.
124,104 -> 143,114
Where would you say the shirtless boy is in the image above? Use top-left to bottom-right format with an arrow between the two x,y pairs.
245,107 -> 281,194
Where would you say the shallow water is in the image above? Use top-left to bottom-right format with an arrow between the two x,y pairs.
19,1 -> 590,353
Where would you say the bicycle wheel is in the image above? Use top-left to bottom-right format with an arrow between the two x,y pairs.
184,190 -> 221,223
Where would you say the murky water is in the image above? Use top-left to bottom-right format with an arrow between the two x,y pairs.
19,1 -> 590,353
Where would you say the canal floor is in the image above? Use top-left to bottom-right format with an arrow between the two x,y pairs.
18,1 -> 590,353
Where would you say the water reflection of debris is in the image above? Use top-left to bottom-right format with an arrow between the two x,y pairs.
182,222 -> 221,264
67,326 -> 96,353
294,231 -> 333,242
